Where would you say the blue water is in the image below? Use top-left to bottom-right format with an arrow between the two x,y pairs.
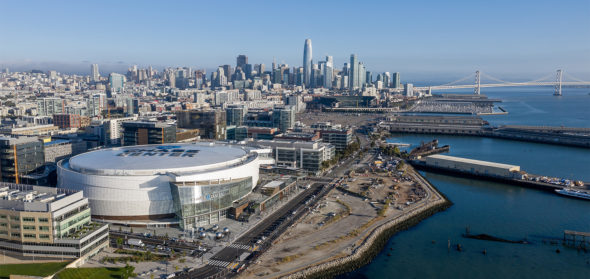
341,87 -> 590,278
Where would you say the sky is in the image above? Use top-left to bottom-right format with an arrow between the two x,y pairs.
1,0 -> 589,83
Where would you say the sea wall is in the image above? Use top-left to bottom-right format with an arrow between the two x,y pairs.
280,178 -> 451,279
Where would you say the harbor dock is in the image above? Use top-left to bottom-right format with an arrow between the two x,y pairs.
410,154 -> 588,193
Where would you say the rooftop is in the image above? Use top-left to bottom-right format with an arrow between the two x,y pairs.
65,142 -> 251,175
426,154 -> 520,170
0,182 -> 80,211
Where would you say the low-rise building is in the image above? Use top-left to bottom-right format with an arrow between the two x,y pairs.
0,183 -> 109,260
250,139 -> 335,174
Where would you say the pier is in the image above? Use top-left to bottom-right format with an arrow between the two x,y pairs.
563,230 -> 590,247
410,154 -> 588,193
379,115 -> 590,148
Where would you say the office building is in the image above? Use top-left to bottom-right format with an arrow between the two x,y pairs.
90,64 -> 100,82
392,72 -> 400,88
122,121 -> 176,146
272,106 -> 296,132
236,55 -> 248,70
0,136 -> 44,184
251,139 -> 335,174
176,109 -> 226,140
0,183 -> 109,259
303,39 -> 312,87
108,73 -> 125,95
349,54 -> 359,90
226,105 -> 247,126
404,83 -> 414,97
37,98 -> 65,117
324,56 -> 334,88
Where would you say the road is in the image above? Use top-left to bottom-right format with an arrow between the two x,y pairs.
178,180 -> 332,279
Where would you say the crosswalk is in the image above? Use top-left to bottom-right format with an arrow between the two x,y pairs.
208,259 -> 230,267
228,243 -> 251,250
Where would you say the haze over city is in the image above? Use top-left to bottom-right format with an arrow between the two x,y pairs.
1,0 -> 589,81
0,1 -> 589,279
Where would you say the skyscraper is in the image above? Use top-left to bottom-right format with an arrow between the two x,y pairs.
108,73 -> 125,95
236,55 -> 248,69
349,54 -> 359,90
324,56 -> 334,89
91,64 -> 100,82
392,72 -> 401,88
303,39 -> 312,87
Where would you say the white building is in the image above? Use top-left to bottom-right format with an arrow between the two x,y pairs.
58,142 -> 273,228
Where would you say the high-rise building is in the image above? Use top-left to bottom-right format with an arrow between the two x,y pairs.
365,71 -> 372,86
215,67 -> 227,87
404,83 -> 414,97
303,39 -> 312,87
236,55 -> 248,69
392,72 -> 401,88
122,121 -> 176,146
323,56 -> 334,88
214,91 -> 239,106
37,98 -> 65,117
0,136 -> 44,184
176,110 -> 226,140
349,54 -> 359,90
86,93 -> 106,117
222,65 -> 233,82
384,72 -> 391,88
226,105 -> 248,126
272,106 -> 296,132
108,73 -> 125,95
90,64 -> 100,82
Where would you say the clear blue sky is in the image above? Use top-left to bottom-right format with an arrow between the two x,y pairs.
1,0 -> 589,82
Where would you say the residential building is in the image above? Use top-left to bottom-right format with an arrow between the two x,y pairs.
37,98 -> 65,117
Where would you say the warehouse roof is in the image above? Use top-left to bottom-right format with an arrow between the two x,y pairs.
426,154 -> 520,170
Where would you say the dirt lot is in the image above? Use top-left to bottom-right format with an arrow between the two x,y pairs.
240,159 -> 429,279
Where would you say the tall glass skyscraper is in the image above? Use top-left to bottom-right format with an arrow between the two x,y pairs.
349,54 -> 359,90
91,64 -> 100,82
303,39 -> 312,87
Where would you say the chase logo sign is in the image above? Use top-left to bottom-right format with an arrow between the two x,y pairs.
117,147 -> 199,157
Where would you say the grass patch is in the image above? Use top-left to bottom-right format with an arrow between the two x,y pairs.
0,261 -> 70,278
279,254 -> 301,263
101,249 -> 168,264
55,266 -> 135,279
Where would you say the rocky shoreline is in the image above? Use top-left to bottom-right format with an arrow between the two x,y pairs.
279,175 -> 452,279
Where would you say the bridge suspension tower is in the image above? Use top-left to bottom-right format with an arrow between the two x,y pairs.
474,70 -> 481,95
554,69 -> 562,96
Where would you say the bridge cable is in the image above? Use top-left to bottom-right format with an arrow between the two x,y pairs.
439,74 -> 475,86
480,73 -> 511,84
563,73 -> 589,83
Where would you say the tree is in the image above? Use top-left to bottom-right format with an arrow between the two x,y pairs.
116,237 -> 124,248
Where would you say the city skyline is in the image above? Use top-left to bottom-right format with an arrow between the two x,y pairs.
1,0 -> 589,80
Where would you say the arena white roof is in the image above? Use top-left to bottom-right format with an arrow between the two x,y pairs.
67,143 -> 250,175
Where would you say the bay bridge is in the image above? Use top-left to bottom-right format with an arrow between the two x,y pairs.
414,69 -> 590,96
